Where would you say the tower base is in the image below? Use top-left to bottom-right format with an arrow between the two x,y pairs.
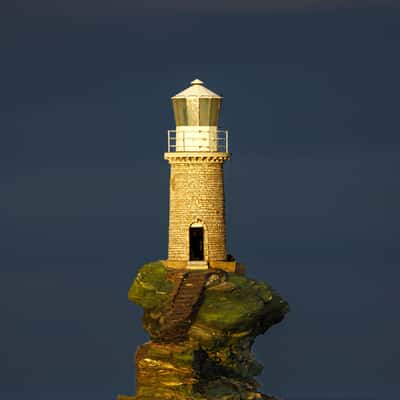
161,259 -> 246,274
187,261 -> 208,270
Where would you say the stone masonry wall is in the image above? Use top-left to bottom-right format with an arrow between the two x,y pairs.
164,153 -> 229,262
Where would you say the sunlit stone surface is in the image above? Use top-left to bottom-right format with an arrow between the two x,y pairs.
117,261 -> 289,400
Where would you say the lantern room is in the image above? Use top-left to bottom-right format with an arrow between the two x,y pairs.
168,79 -> 228,153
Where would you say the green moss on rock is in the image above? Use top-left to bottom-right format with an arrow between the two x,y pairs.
128,262 -> 288,340
123,261 -> 289,400
128,261 -> 173,311
196,273 -> 285,333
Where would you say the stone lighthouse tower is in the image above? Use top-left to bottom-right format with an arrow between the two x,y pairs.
117,79 -> 289,400
164,79 -> 230,270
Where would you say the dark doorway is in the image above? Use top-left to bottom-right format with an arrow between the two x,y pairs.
190,227 -> 204,261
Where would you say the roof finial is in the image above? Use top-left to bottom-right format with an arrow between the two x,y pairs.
191,78 -> 204,85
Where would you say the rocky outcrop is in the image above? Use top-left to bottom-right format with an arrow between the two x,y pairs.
118,261 -> 289,400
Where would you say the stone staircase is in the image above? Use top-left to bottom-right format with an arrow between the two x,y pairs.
160,270 -> 210,342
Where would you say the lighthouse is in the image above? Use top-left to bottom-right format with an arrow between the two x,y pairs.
118,79 -> 288,400
164,79 -> 230,270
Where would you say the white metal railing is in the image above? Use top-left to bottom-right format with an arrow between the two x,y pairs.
167,130 -> 175,152
167,130 -> 229,153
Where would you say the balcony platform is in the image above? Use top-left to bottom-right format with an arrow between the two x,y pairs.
164,151 -> 230,163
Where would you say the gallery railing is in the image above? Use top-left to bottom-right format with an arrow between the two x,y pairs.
167,130 -> 229,153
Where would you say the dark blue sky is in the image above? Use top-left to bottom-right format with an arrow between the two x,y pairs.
1,2 -> 399,400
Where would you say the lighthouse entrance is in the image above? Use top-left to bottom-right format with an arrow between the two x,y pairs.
189,227 -> 204,261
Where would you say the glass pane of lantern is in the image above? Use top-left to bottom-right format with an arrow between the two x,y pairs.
199,98 -> 212,125
187,98 -> 199,125
199,98 -> 221,126
209,98 -> 221,126
172,98 -> 187,126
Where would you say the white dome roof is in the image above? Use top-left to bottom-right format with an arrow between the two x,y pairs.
172,79 -> 222,99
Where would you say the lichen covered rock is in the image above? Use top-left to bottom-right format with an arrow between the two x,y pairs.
128,261 -> 174,311
120,261 -> 288,400
197,273 -> 285,334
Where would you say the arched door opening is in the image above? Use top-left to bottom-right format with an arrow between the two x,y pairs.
189,227 -> 204,261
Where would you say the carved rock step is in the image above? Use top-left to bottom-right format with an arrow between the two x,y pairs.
159,271 -> 209,342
